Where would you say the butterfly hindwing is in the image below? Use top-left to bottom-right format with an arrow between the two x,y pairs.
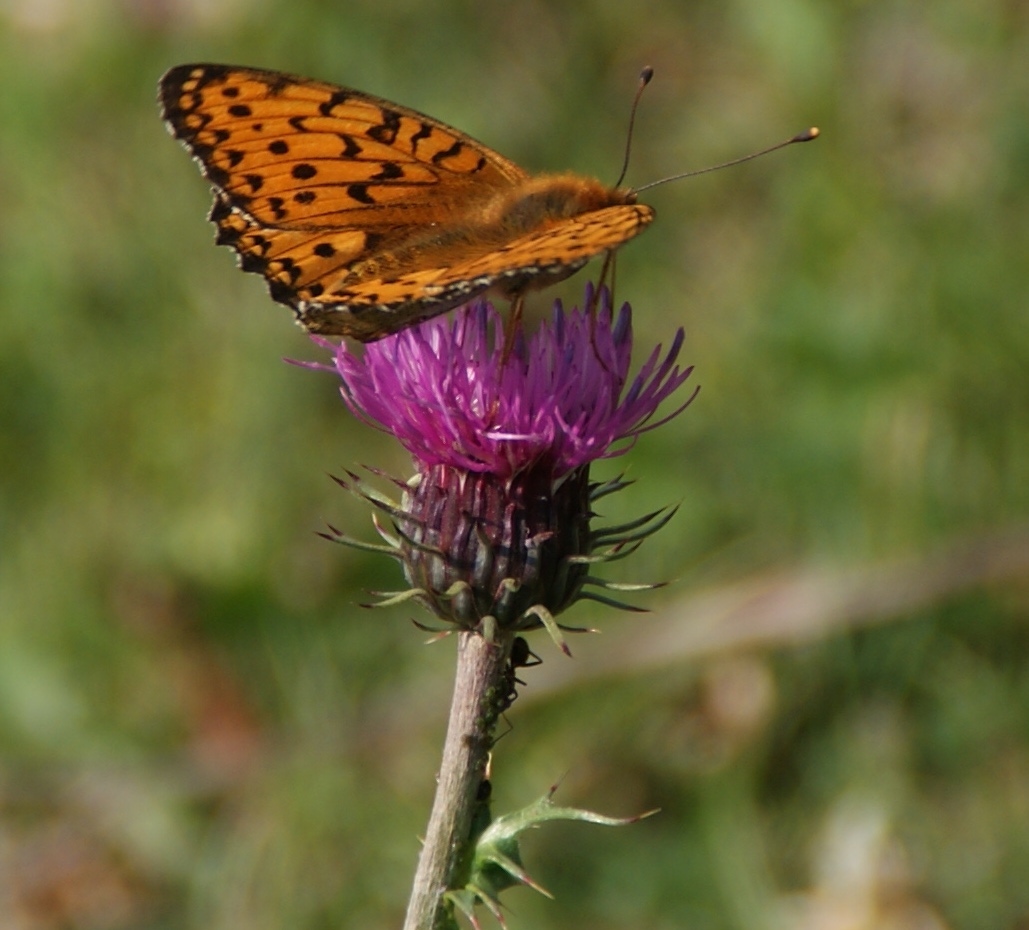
294,203 -> 655,338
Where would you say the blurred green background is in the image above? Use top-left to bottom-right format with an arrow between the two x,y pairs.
1,1 -> 1027,928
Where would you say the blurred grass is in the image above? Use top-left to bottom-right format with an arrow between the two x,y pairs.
1,1 -> 1027,928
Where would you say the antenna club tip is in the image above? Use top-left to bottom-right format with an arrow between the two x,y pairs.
640,65 -> 654,84
796,126 -> 820,142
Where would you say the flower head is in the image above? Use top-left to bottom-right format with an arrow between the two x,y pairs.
319,285 -> 693,480
312,286 -> 696,638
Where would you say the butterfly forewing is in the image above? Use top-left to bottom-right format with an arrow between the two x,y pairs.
159,63 -> 653,341
160,64 -> 525,224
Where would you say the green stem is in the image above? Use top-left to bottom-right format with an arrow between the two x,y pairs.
403,630 -> 511,930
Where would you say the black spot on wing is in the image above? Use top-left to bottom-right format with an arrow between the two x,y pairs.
209,197 -> 231,224
371,162 -> 404,181
273,257 -> 302,284
206,163 -> 230,188
263,70 -> 292,95
267,196 -> 286,220
346,183 -> 375,205
368,108 -> 401,145
431,140 -> 464,165
319,89 -> 350,116
269,278 -> 294,303
410,121 -> 433,151
338,134 -> 362,159
431,140 -> 487,173
239,249 -> 267,273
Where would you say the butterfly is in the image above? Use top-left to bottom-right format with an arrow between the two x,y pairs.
158,63 -> 654,342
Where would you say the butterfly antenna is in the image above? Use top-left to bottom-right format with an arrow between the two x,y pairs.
634,127 -> 820,193
613,66 -> 655,189
596,67 -> 652,338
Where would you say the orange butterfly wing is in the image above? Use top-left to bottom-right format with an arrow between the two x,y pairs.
296,204 -> 654,338
159,63 -> 653,341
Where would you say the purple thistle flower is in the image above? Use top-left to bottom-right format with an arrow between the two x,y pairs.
310,285 -> 697,640
317,285 -> 694,480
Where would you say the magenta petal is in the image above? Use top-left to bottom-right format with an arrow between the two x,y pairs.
319,286 -> 694,479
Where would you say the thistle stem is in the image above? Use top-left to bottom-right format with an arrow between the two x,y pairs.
403,630 -> 511,930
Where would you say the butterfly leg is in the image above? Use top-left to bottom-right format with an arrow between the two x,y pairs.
587,250 -> 617,317
499,293 -> 525,369
587,251 -> 620,376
